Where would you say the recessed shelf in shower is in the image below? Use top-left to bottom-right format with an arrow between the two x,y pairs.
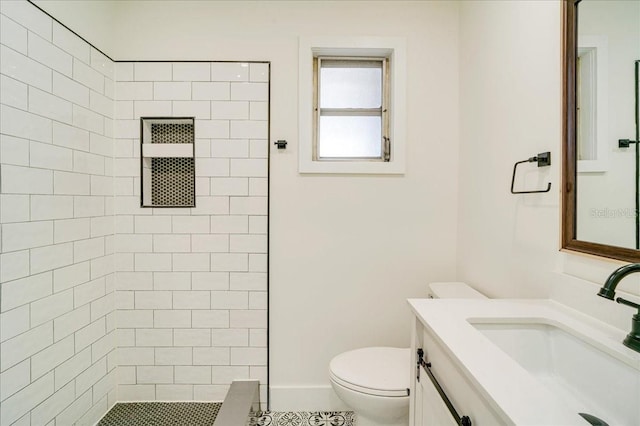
140,117 -> 195,208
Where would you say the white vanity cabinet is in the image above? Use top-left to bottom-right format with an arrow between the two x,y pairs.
409,316 -> 507,426
408,298 -> 634,425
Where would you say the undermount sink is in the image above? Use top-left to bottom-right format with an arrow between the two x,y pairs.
471,321 -> 640,425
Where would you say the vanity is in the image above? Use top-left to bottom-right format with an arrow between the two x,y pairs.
408,298 -> 640,426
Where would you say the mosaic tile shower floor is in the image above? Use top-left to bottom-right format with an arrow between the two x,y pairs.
97,402 -> 222,425
97,402 -> 355,426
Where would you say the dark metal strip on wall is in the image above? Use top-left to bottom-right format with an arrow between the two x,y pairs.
635,60 -> 639,250
266,62 -> 272,412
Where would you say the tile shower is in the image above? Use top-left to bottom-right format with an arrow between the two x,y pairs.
0,1 -> 268,423
113,60 -> 269,404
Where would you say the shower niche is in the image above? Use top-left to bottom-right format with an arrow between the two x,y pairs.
141,117 -> 196,207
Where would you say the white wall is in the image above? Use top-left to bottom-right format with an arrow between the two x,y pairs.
33,0 -> 461,410
457,0 -> 640,330
0,1 -> 116,424
457,0 -> 561,299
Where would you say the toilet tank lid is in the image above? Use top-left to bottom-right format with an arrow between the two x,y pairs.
329,347 -> 410,393
428,282 -> 486,299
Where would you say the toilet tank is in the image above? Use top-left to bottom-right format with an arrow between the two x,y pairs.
427,282 -> 486,299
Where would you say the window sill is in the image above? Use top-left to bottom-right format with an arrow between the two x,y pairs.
299,159 -> 405,175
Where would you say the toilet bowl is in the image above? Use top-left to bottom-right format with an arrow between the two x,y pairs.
329,282 -> 486,426
329,347 -> 410,426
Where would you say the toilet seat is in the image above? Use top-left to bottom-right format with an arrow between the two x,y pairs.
329,347 -> 410,398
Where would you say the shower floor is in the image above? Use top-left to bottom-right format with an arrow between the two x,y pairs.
97,402 -> 222,425
98,402 -> 355,426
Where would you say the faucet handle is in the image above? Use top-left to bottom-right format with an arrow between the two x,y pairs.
617,298 -> 640,353
616,297 -> 640,311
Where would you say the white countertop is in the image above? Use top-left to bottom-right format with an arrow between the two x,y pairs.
407,298 -> 640,426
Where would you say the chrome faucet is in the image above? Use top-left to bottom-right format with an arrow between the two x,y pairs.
597,263 -> 640,352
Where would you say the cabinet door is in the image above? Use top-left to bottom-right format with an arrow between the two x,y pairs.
413,366 -> 423,425
416,365 -> 458,426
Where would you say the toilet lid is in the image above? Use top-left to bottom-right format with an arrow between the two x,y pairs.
329,347 -> 410,397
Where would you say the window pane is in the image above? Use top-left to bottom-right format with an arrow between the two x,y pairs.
320,62 -> 382,109
319,116 -> 382,158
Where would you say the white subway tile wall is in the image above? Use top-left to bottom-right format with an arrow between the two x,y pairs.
1,3 -> 269,420
115,61 -> 268,403
0,2 -> 116,426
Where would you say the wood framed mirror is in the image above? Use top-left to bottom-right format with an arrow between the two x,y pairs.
562,0 -> 640,263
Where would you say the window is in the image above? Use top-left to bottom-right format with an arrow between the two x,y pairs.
314,57 -> 390,162
576,36 -> 609,173
298,36 -> 406,174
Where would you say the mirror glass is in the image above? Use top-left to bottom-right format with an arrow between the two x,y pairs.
575,0 -> 640,249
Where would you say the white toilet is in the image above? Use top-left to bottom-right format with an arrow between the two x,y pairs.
328,282 -> 486,426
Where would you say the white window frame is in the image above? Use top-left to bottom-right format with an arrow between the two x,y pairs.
314,56 -> 390,162
299,36 -> 406,174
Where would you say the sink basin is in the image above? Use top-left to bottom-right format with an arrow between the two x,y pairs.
472,321 -> 640,425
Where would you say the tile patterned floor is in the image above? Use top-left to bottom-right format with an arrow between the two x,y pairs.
249,411 -> 356,426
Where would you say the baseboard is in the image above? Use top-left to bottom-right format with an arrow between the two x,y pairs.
269,385 -> 350,411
